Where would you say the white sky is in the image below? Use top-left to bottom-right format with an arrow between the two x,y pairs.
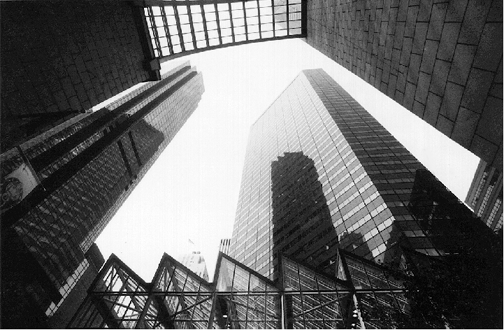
95,39 -> 479,281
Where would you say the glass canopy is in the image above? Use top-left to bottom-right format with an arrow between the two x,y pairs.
143,0 -> 306,60
69,251 -> 412,328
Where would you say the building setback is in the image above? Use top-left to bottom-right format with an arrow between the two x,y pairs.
219,238 -> 232,255
1,62 -> 204,328
466,159 -> 503,231
228,69 -> 501,327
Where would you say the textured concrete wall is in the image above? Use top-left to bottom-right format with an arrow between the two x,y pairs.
1,1 -> 154,151
306,0 -> 502,168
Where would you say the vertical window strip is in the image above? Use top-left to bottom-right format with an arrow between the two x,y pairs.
172,5 -> 186,53
286,0 -> 290,35
200,4 -> 210,48
242,1 -> 249,41
186,5 -> 197,50
228,2 -> 236,43
213,2 -> 223,44
256,0 -> 263,38
147,7 -> 162,57
160,6 -> 174,55
270,0 -> 276,37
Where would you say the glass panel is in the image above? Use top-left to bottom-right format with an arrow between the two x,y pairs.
208,30 -> 219,39
209,38 -> 220,46
164,6 -> 174,15
234,26 -> 246,35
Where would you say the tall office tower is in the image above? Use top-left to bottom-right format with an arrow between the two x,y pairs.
1,62 -> 204,328
228,69 -> 501,327
466,160 -> 503,231
305,0 -> 502,171
219,238 -> 232,255
179,251 -> 210,281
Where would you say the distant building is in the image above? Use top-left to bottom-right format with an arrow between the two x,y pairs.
466,160 -> 503,231
219,238 -> 231,255
179,251 -> 210,281
1,62 -> 204,328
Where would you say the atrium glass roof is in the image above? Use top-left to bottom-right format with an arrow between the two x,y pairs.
143,0 -> 306,60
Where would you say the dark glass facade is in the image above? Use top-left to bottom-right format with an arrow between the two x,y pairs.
465,160 -> 503,232
229,69 -> 425,278
227,69 -> 502,327
1,62 -> 204,328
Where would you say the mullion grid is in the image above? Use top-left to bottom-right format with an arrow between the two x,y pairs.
144,0 -> 304,60
160,6 -> 174,55
114,272 -> 144,326
228,1 -> 236,43
242,1 -> 249,42
203,4 -> 220,46
270,0 -> 276,37
245,0 -> 260,40
213,2 -> 223,44
200,4 -> 210,48
145,7 -> 162,58
288,0 -> 303,35
190,5 -> 206,49
256,0 -> 263,38
186,5 -> 198,51
172,5 -> 186,53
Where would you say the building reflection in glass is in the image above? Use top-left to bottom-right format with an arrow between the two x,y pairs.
271,152 -> 339,279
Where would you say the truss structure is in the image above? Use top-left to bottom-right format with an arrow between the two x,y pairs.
69,250 -> 409,328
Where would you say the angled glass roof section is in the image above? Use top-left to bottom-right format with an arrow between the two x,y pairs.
143,0 -> 306,61
67,254 -> 157,328
214,253 -> 281,328
151,253 -> 216,329
281,256 -> 355,329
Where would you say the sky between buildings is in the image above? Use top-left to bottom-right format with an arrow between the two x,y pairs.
95,39 -> 479,281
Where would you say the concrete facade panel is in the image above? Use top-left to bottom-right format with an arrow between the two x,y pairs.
451,107 -> 479,147
476,96 -> 503,146
306,0 -> 502,167
1,1 -> 155,152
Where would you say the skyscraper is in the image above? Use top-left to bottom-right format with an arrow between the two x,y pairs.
179,251 -> 210,281
1,62 -> 204,328
228,69 -> 501,327
465,160 -> 503,232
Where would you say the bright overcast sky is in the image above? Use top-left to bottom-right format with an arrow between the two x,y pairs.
95,39 -> 479,281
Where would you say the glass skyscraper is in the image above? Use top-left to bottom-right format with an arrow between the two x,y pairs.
465,159 -> 503,232
1,62 -> 204,328
179,251 -> 210,281
229,68 -> 422,278
68,69 -> 501,328
227,69 -> 501,327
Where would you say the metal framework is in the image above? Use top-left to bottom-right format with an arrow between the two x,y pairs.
69,250 -> 409,328
142,0 -> 306,63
